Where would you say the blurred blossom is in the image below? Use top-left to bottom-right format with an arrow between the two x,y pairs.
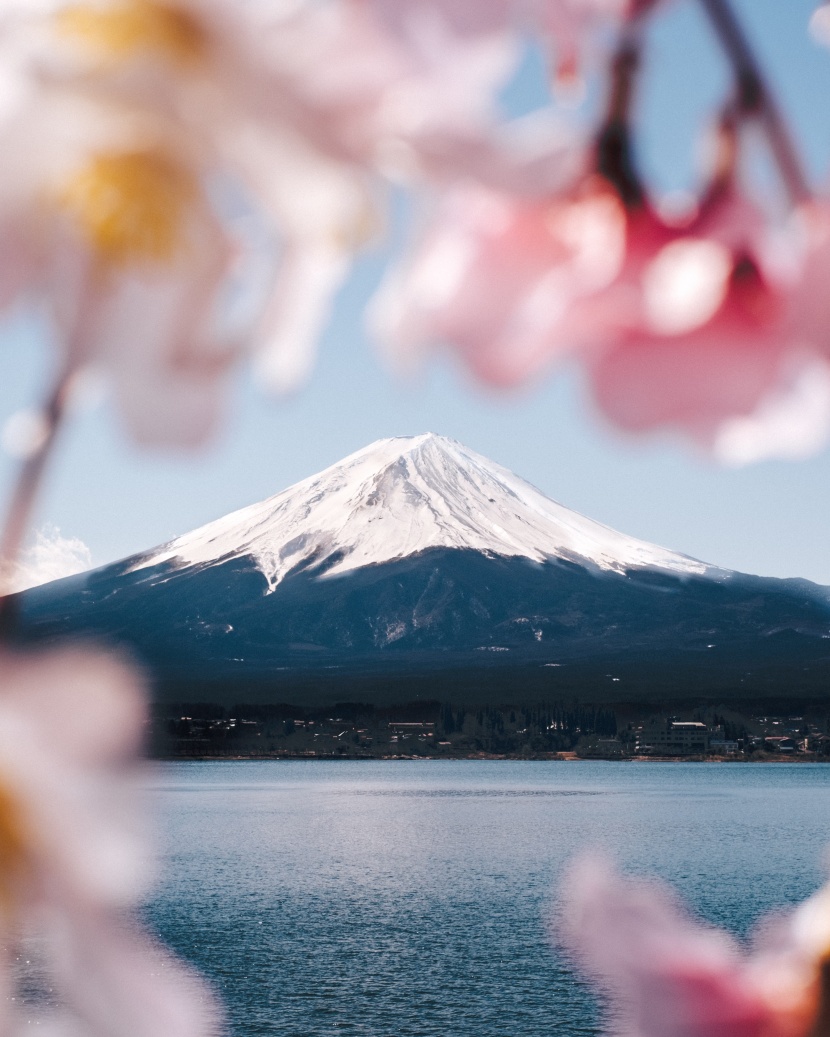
560,857 -> 830,1037
0,0 -> 608,443
0,2 -> 370,441
363,0 -> 830,463
378,140 -> 830,459
0,0 -> 824,460
373,174 -> 625,385
0,647 -> 223,1035
810,4 -> 830,48
366,0 -> 646,84
712,357 -> 830,465
49,0 -> 384,401
584,194 -> 830,453
538,0 -> 647,86
1,408 -> 52,459
0,84 -> 243,447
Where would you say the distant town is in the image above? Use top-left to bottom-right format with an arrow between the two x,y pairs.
150,701 -> 830,761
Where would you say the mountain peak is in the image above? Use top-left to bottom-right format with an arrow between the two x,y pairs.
135,435 -> 716,589
385,432 -> 444,447
349,432 -> 461,463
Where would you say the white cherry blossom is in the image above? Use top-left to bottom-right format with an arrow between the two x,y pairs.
0,647 -> 223,1036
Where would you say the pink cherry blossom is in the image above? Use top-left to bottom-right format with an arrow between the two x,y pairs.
809,4 -> 830,48
537,0 -> 648,84
0,1 -> 382,439
559,858 -> 828,1037
376,150 -> 830,459
0,0 -> 578,437
365,0 -> 647,84
0,74 -> 244,447
581,191 -> 830,456
0,647 -> 223,1035
373,175 -> 626,385
580,190 -> 790,443
787,200 -> 830,355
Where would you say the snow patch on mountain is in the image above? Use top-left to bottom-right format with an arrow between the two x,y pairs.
134,434 -> 716,588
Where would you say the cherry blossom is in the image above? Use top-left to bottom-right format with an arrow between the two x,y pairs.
580,191 -> 789,440
578,188 -> 830,457
366,0 -> 648,84
0,1 -> 380,439
809,4 -> 830,48
375,104 -> 830,460
0,0 -> 823,460
559,858 -> 830,1037
0,2 -> 385,440
373,174 -> 625,385
537,0 -> 651,86
371,0 -> 830,462
53,2 -> 550,296
0,646 -> 222,1035
0,79 -> 242,446
0,0 -> 590,439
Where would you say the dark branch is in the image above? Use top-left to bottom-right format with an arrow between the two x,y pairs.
0,367 -> 72,639
697,0 -> 811,205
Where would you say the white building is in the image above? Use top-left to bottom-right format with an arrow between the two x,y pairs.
637,720 -> 709,755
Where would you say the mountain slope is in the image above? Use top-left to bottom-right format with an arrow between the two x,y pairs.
132,433 -> 714,588
16,434 -> 830,706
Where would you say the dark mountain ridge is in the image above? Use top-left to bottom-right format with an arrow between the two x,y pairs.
16,545 -> 830,709
11,434 -> 830,710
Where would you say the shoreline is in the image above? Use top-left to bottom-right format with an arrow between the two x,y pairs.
153,752 -> 826,763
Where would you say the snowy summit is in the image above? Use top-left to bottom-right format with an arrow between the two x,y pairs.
137,434 -> 714,589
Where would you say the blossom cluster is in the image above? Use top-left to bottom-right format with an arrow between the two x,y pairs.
0,0 -> 826,462
370,1 -> 830,465
560,858 -> 830,1037
0,647 -> 222,1035
0,0 -> 601,447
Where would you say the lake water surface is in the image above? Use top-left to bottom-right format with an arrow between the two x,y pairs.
148,761 -> 830,1037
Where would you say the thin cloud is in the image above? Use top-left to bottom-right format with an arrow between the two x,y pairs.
6,524 -> 93,592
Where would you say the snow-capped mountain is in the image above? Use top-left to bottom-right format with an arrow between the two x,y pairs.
134,433 -> 713,588
17,434 -> 830,707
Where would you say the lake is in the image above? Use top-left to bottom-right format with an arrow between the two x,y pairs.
147,760 -> 830,1037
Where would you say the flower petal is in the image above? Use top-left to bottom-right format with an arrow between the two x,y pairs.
559,858 -> 775,1037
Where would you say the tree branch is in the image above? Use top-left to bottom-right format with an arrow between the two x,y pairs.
697,0 -> 811,206
0,367 -> 73,638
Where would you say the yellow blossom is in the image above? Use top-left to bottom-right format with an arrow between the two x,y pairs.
59,148 -> 198,264
0,782 -> 29,915
58,0 -> 206,67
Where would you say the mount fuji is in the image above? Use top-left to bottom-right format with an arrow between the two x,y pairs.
16,434 -> 830,707
132,433 -> 716,587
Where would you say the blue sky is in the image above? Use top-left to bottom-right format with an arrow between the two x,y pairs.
3,0 -> 830,583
